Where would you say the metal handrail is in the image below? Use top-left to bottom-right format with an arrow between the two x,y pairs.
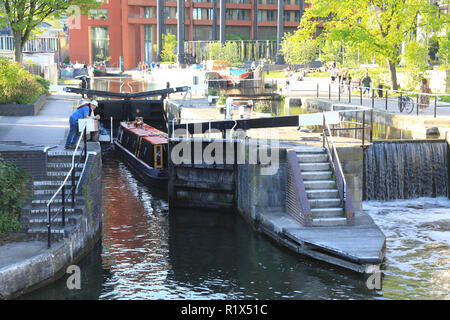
46,124 -> 88,248
322,115 -> 348,215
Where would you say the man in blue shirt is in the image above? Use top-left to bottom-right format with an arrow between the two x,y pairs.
65,100 -> 100,149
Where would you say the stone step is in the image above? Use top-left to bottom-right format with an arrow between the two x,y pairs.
306,189 -> 339,199
33,180 -> 79,190
304,180 -> 337,190
297,154 -> 328,163
47,162 -> 83,171
312,217 -> 347,227
308,198 -> 342,208
300,162 -> 331,172
32,196 -> 84,206
26,225 -> 77,241
295,146 -> 326,153
311,207 -> 344,218
46,171 -> 81,180
301,171 -> 333,181
30,205 -> 83,215
28,213 -> 82,225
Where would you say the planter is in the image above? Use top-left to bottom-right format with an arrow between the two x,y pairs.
0,94 -> 47,116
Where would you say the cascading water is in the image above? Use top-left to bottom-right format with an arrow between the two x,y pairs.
364,141 -> 448,200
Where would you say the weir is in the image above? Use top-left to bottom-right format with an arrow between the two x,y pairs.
364,140 -> 449,201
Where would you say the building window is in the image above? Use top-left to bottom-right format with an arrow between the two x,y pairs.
258,10 -> 276,21
193,8 -> 214,20
258,0 -> 276,4
225,9 -> 250,21
283,0 -> 300,4
90,26 -> 109,62
89,9 -> 108,20
192,0 -> 211,2
144,7 -> 156,18
226,0 -> 250,4
164,7 -> 177,19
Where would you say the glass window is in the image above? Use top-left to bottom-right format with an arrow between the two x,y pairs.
90,26 -> 109,62
144,7 -> 156,18
89,9 -> 108,20
225,9 -> 250,21
258,0 -> 276,4
258,10 -> 276,21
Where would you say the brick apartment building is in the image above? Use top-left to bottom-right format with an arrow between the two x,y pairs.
69,0 -> 306,70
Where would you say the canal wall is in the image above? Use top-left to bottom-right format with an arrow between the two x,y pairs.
0,142 -> 102,299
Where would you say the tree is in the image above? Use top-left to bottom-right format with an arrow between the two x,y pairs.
0,0 -> 99,63
290,0 -> 446,89
161,33 -> 177,63
281,34 -> 319,65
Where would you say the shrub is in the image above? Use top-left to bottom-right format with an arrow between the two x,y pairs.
254,101 -> 272,114
0,157 -> 28,233
0,58 -> 48,104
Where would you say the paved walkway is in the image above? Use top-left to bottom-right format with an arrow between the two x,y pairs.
0,94 -> 79,148
287,79 -> 450,118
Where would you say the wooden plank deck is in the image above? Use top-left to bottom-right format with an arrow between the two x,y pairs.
257,210 -> 386,273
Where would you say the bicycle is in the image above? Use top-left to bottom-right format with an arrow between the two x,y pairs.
398,95 -> 414,114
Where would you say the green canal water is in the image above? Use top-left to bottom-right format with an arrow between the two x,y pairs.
19,157 -> 449,300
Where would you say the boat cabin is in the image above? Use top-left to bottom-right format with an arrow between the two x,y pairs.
118,121 -> 168,169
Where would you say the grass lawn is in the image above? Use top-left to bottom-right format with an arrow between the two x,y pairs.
266,70 -> 288,78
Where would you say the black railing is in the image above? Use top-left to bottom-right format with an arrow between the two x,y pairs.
322,115 -> 355,225
287,81 -> 449,118
46,125 -> 88,248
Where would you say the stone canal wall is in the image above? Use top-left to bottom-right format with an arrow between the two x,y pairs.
0,143 -> 102,299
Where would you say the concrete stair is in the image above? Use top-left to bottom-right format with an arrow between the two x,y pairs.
295,146 -> 346,227
26,149 -> 85,241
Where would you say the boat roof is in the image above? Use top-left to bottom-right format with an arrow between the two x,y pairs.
120,121 -> 168,145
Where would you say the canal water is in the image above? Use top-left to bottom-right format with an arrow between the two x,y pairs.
19,156 -> 449,300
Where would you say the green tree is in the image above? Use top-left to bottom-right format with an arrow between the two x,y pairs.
281,34 -> 319,65
290,0 -> 446,90
206,42 -> 240,63
161,33 -> 177,63
0,0 -> 99,63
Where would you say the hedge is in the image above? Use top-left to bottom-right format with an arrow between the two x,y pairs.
0,58 -> 49,105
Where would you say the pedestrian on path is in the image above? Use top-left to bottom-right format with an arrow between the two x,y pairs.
362,72 -> 372,96
419,78 -> 432,110
65,100 -> 100,149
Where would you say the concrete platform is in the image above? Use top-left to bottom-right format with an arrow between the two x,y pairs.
257,210 -> 386,273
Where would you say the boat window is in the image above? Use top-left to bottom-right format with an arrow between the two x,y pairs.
154,145 -> 163,169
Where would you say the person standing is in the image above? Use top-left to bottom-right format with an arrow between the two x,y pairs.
65,100 -> 100,149
362,72 -> 372,96
419,78 -> 431,110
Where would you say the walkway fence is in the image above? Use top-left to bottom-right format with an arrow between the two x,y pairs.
286,80 -> 450,118
0,35 -> 58,53
184,40 -> 278,63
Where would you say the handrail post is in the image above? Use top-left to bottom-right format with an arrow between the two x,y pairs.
371,88 -> 374,108
338,84 -> 341,102
434,95 -> 437,118
62,185 -> 65,227
362,111 -> 365,146
322,115 -> 326,148
385,89 -> 388,110
360,87 -> 362,105
416,95 -> 419,116
47,204 -> 51,249
83,126 -> 87,162
348,84 -> 351,103
370,109 -> 373,142
329,83 -> 331,101
71,168 -> 75,208
317,82 -> 319,98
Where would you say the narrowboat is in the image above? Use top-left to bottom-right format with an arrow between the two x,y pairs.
115,120 -> 168,191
